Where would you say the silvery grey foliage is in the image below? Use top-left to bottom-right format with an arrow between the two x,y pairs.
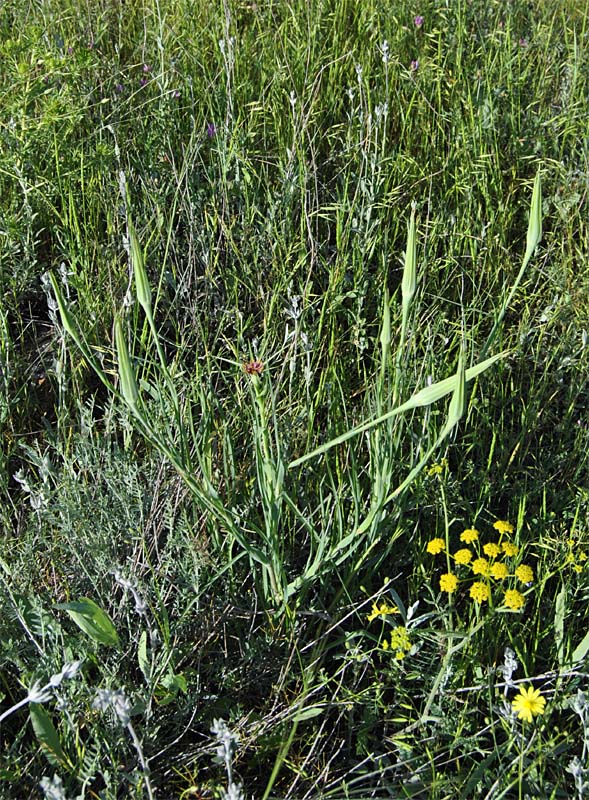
92,687 -> 132,726
567,756 -> 589,800
211,718 -> 244,800
0,662 -> 82,723
499,647 -> 519,694
39,775 -> 69,800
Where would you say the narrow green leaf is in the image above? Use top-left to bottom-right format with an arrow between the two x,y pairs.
379,285 -> 391,357
55,598 -> 119,647
128,219 -> 152,315
525,169 -> 543,261
571,628 -> 589,665
293,705 -> 324,721
47,272 -> 80,342
442,351 -> 466,435
402,203 -> 417,309
555,584 -> 566,668
30,704 -> 68,766
138,630 -> 150,682
115,317 -> 139,408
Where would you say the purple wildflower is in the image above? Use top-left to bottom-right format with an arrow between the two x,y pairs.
414,15 -> 424,28
410,59 -> 419,72
140,77 -> 148,87
206,122 -> 217,138
143,63 -> 151,73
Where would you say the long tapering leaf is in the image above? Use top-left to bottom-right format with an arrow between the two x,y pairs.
525,169 -> 543,262
47,272 -> 79,341
402,203 -> 417,310
115,317 -> 139,408
128,219 -> 152,315
480,167 -> 543,359
288,351 -> 506,468
30,704 -> 69,766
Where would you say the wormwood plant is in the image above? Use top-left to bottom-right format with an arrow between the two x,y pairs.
48,170 -> 543,615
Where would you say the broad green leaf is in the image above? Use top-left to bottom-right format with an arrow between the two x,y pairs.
30,704 -> 68,766
55,598 -> 119,647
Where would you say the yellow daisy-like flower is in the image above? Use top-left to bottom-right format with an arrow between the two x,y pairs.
502,541 -> 518,557
504,589 -> 525,610
579,551 -> 588,562
515,564 -> 534,584
472,557 -> 490,576
367,601 -> 399,622
493,520 -> 514,534
470,582 -> 490,603
491,562 -> 509,580
483,542 -> 501,559
426,538 -> 446,555
454,548 -> 472,565
439,573 -> 458,593
460,528 -> 479,543
511,686 -> 546,722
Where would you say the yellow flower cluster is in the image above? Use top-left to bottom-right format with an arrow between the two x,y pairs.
565,538 -> 588,574
426,537 -> 445,555
426,518 -> 535,611
426,457 -> 449,477
366,596 -> 410,660
383,626 -> 412,660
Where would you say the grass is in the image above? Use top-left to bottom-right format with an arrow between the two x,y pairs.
1,0 -> 589,797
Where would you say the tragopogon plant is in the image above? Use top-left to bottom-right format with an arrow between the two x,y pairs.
49,170 -> 543,611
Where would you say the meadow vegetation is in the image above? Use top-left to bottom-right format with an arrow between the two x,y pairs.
1,0 -> 589,797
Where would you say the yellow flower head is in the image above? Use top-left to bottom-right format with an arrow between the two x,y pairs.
472,557 -> 490,576
426,538 -> 446,555
460,528 -> 479,543
502,541 -> 518,557
511,685 -> 546,722
483,542 -> 501,559
491,562 -> 509,580
439,573 -> 458,593
454,548 -> 472,565
470,581 -> 490,603
367,601 -> 399,622
515,564 -> 534,584
493,520 -> 514,535
504,589 -> 525,610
